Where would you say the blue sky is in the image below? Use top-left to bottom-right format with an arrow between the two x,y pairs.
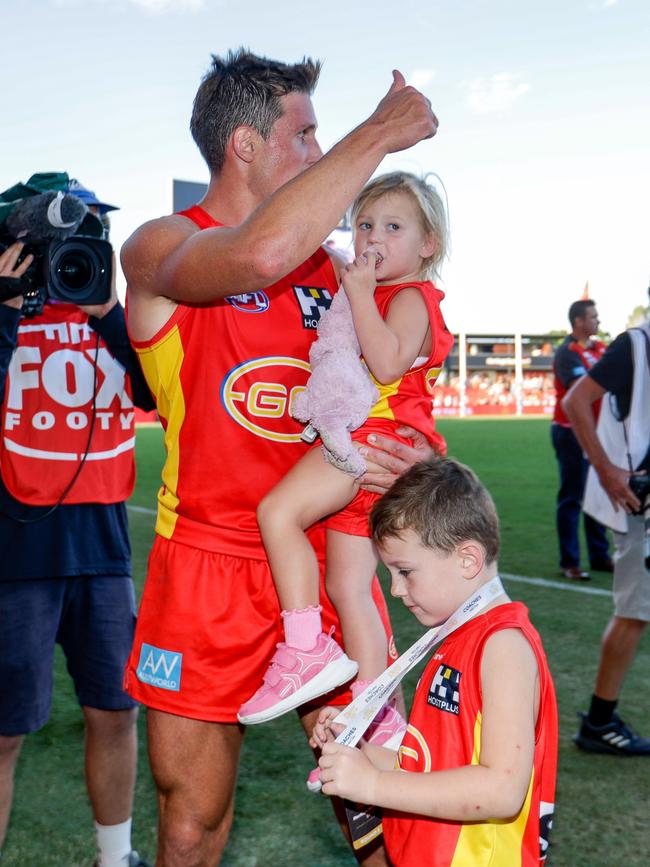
3,0 -> 649,335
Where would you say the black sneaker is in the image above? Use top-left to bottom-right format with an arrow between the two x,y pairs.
573,711 -> 650,756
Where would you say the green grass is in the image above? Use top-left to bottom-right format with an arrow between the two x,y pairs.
5,419 -> 649,866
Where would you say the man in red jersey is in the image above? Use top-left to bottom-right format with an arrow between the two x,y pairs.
121,49 -> 437,866
551,299 -> 611,580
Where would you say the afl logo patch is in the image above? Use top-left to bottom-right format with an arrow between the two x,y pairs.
293,285 -> 332,329
221,356 -> 311,442
225,291 -> 270,313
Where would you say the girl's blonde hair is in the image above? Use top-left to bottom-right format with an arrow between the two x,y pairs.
350,171 -> 448,279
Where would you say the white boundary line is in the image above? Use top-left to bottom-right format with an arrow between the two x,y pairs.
501,571 -> 612,597
127,504 -> 157,515
125,505 -> 613,598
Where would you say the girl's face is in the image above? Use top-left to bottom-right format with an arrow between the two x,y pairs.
353,191 -> 436,284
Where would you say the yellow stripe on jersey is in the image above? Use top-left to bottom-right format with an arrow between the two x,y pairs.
135,325 -> 186,538
450,713 -> 534,866
367,376 -> 402,421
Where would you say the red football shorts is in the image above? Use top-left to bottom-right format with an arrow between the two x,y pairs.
325,422 -> 414,537
124,529 -> 395,723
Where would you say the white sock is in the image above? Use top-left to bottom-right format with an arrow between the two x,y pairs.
95,817 -> 132,867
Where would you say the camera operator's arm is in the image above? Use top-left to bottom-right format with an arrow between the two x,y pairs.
80,263 -> 155,412
563,375 -> 641,514
0,242 -> 33,404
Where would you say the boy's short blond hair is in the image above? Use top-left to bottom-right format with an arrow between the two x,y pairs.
370,458 -> 500,564
351,171 -> 448,279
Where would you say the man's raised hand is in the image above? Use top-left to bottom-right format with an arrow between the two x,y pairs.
367,69 -> 438,154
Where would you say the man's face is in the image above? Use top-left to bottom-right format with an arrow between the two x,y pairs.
579,304 -> 600,337
254,91 -> 322,197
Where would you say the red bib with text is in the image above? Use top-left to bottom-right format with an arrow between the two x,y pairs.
0,304 -> 136,505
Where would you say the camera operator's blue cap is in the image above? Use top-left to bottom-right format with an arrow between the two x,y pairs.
66,179 -> 119,214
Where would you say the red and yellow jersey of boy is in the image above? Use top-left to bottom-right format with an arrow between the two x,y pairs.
383,602 -> 558,867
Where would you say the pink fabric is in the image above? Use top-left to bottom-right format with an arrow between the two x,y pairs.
282,605 -> 323,650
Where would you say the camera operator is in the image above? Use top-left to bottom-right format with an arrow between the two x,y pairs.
563,289 -> 650,756
0,183 -> 153,866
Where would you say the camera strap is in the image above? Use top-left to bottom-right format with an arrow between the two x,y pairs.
621,327 -> 650,474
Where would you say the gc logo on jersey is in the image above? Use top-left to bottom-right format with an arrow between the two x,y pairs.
425,366 -> 442,394
427,664 -> 461,715
221,355 -> 311,442
225,291 -> 270,313
293,285 -> 332,329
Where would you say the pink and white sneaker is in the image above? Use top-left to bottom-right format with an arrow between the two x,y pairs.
237,630 -> 358,725
306,700 -> 407,792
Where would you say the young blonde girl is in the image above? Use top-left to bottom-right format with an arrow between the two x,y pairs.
238,173 -> 453,745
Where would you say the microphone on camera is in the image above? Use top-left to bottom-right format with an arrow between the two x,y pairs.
5,191 -> 88,244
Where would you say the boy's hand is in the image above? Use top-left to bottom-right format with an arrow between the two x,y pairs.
319,741 -> 380,803
340,251 -> 378,300
309,706 -> 344,750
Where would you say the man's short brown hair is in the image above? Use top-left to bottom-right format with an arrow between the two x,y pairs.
190,48 -> 321,175
370,458 -> 500,564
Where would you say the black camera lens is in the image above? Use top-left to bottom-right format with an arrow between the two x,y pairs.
55,250 -> 95,292
47,237 -> 112,305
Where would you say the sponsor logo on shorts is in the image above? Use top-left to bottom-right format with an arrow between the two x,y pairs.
221,355 -> 311,442
427,664 -> 461,715
136,643 -> 182,691
225,291 -> 270,313
292,285 -> 332,329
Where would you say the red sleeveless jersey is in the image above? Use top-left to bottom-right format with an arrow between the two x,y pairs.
366,280 -> 452,449
552,337 -> 606,426
0,303 -> 136,505
128,205 -> 338,557
383,602 -> 558,867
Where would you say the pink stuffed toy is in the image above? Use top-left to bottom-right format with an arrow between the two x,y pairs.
291,287 -> 379,478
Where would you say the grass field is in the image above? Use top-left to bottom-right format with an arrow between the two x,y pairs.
5,418 -> 650,866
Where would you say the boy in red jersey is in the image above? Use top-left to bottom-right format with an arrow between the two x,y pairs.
121,48 -> 438,866
313,458 -> 558,867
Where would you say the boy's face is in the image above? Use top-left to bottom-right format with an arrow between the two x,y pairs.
379,529 -> 475,627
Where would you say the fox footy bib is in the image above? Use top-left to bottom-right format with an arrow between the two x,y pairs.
0,304 -> 136,505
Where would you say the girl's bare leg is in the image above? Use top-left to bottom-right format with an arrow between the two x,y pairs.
325,530 -> 387,680
257,448 -> 359,611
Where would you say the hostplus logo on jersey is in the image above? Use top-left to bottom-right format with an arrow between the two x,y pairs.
293,285 -> 332,329
427,664 -> 461,715
225,291 -> 270,313
136,643 -> 182,692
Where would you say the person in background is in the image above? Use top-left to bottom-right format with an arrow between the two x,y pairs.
563,292 -> 650,756
551,299 -> 611,580
0,179 -> 153,867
